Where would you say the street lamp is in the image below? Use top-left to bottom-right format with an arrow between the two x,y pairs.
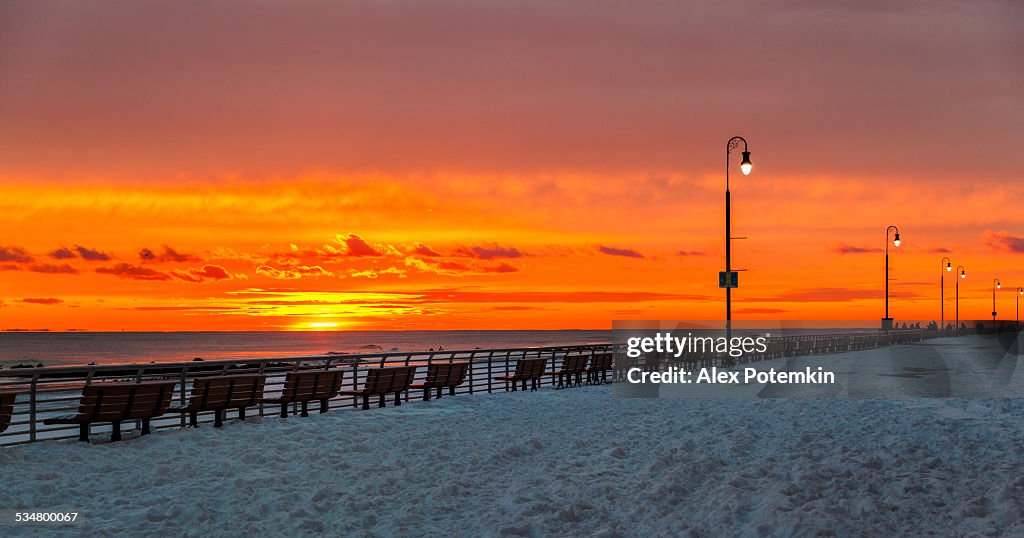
940,257 -> 951,330
955,266 -> 966,334
883,225 -> 900,330
993,278 -> 1001,325
724,136 -> 751,347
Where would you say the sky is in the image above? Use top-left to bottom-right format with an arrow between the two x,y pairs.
0,0 -> 1021,331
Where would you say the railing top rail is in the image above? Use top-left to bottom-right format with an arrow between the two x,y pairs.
0,342 -> 614,378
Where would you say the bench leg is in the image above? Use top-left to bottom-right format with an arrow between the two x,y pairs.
238,407 -> 246,421
142,418 -> 152,435
79,424 -> 89,442
190,411 -> 199,428
378,394 -> 386,408
320,398 -> 329,414
394,392 -> 401,406
448,386 -> 455,397
362,394 -> 370,411
437,387 -> 443,399
423,388 -> 430,401
300,401 -> 309,417
214,410 -> 224,428
111,421 -> 122,442
509,380 -> 515,392
280,404 -> 288,418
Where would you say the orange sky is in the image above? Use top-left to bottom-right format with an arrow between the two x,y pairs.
0,1 -> 1021,331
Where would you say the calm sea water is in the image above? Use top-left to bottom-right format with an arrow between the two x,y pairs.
0,330 -> 612,367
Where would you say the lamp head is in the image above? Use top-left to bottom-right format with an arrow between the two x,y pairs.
961,270 -> 966,279
946,262 -> 951,271
997,280 -> 1001,288
893,232 -> 901,247
740,151 -> 752,175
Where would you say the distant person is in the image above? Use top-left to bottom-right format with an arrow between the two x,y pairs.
901,323 -> 908,330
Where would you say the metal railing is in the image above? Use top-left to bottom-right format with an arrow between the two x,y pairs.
0,344 -> 613,447
0,329 -> 953,447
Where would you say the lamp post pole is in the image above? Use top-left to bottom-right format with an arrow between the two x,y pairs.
1017,287 -> 1022,326
883,225 -> 901,330
725,136 -> 752,347
956,266 -> 965,334
992,278 -> 1001,325
940,257 -> 951,329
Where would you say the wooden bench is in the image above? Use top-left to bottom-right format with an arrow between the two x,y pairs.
410,362 -> 470,401
494,357 -> 547,391
169,374 -> 265,427
341,366 -> 417,410
549,355 -> 588,389
261,369 -> 344,418
43,381 -> 177,442
585,353 -> 613,384
0,391 -> 16,434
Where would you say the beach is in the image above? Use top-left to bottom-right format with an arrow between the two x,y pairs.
2,338 -> 1022,536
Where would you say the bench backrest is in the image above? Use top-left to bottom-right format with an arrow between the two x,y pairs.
425,362 -> 470,388
562,355 -> 588,374
281,370 -> 345,402
362,366 -> 417,395
513,357 -> 548,379
0,391 -> 15,434
77,381 -> 178,422
591,353 -> 613,371
187,375 -> 266,411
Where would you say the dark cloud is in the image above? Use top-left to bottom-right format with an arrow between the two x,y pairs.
339,234 -> 382,257
21,298 -> 63,305
597,245 -> 644,258
678,250 -> 705,256
0,246 -> 33,263
437,261 -> 470,271
48,247 -> 76,260
140,245 -> 198,263
456,244 -> 523,260
834,244 -> 883,254
929,247 -> 952,254
75,245 -> 111,261
483,262 -> 519,273
0,264 -> 19,271
96,263 -> 170,280
984,231 -> 1024,253
412,243 -> 441,257
29,263 -> 79,274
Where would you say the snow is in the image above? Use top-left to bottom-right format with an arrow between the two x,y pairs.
1,336 -> 1023,536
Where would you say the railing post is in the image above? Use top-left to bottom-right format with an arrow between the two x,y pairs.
467,352 -> 475,394
179,365 -> 191,428
29,374 -> 39,443
487,351 -> 494,393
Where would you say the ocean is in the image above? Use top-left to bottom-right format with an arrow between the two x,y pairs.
0,330 -> 612,368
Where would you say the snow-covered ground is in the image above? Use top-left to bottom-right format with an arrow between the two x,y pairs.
2,337 -> 1023,536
